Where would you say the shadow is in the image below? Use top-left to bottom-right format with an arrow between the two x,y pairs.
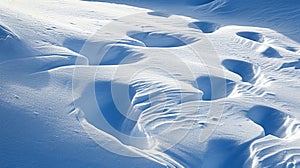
222,59 -> 256,83
188,21 -> 221,33
76,80 -> 153,149
196,76 -> 236,100
246,105 -> 287,138
0,54 -> 84,89
262,47 -> 282,58
0,25 -> 34,63
127,31 -> 197,47
236,31 -> 264,43
63,38 -> 86,53
147,11 -> 171,18
94,81 -> 137,135
100,44 -> 144,65
279,59 -> 300,70
202,138 -> 252,168
0,59 -> 51,90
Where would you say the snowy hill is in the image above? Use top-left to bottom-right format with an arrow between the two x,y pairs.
0,0 -> 299,167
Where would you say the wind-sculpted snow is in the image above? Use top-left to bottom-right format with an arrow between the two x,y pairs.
84,0 -> 216,6
261,47 -> 282,58
236,31 -> 264,43
196,76 -> 236,100
189,21 -> 221,33
245,106 -> 300,168
0,0 -> 300,167
222,59 -> 258,83
0,24 -> 32,62
280,59 -> 300,70
128,31 -> 198,48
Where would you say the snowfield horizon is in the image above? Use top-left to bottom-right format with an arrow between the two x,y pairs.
0,0 -> 300,167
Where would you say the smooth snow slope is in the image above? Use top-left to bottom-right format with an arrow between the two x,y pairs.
0,0 -> 300,167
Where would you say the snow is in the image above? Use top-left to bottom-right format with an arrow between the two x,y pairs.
0,0 -> 300,167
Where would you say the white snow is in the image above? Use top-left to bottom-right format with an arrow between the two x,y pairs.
0,0 -> 299,167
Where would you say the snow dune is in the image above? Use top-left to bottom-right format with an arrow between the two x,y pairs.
0,0 -> 300,167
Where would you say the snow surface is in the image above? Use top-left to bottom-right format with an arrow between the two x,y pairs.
0,0 -> 300,167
